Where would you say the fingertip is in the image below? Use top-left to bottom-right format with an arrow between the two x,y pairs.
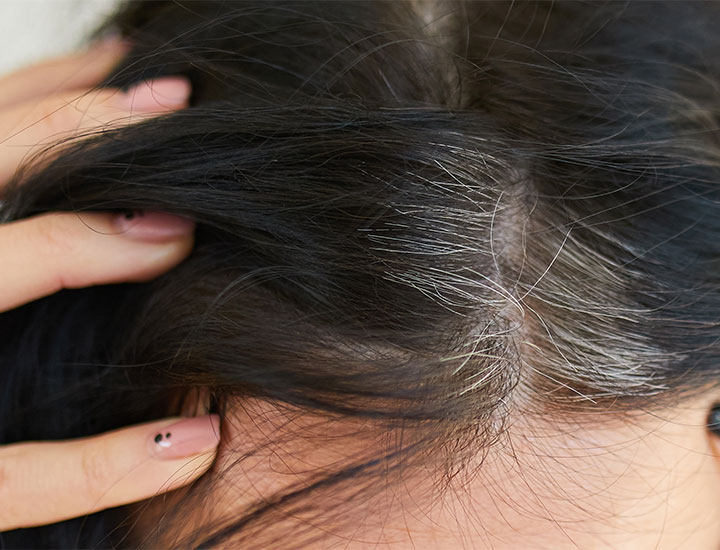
86,415 -> 220,513
72,210 -> 196,285
120,230 -> 196,284
148,415 -> 221,461
132,414 -> 221,497
148,415 -> 221,494
155,450 -> 218,493
1,211 -> 196,306
112,210 -> 196,243
118,77 -> 191,112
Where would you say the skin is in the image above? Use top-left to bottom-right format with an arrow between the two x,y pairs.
148,397 -> 720,549
4,41 -> 720,549
0,40 -> 220,532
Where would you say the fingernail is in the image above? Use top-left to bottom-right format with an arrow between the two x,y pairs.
113,210 -> 195,243
119,77 -> 191,111
148,415 -> 221,460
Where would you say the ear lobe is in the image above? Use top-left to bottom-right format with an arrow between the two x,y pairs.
706,404 -> 720,462
707,405 -> 720,435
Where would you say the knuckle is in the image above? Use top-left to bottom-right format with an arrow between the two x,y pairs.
34,214 -> 77,261
80,442 -> 115,508
37,92 -> 116,139
69,90 -> 124,131
33,95 -> 77,139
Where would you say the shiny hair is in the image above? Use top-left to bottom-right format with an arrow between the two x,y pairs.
2,1 -> 720,547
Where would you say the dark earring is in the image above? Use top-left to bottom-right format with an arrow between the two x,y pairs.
707,404 -> 720,436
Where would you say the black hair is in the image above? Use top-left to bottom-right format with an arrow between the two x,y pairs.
2,1 -> 720,547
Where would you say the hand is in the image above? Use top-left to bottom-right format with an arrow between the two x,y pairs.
0,40 -> 220,532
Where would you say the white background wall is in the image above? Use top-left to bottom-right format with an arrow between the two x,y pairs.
0,0 -> 122,76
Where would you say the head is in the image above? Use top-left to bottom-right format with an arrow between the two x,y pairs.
2,1 -> 720,548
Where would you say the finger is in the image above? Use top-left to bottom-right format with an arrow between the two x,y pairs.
0,37 -> 129,111
0,76 -> 191,184
0,210 -> 195,312
0,415 -> 220,531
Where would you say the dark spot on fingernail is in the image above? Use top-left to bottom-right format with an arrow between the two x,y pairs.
154,433 -> 163,443
166,432 -> 172,438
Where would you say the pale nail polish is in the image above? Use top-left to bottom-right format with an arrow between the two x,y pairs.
113,210 -> 195,243
148,415 -> 221,460
119,77 -> 191,111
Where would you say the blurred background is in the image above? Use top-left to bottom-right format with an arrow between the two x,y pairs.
0,0 -> 121,75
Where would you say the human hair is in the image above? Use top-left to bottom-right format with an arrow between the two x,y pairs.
2,1 -> 720,548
